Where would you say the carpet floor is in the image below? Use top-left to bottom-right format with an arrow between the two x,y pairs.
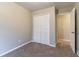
3,42 -> 78,57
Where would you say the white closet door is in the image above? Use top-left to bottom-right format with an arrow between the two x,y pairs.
40,14 -> 50,45
33,16 -> 41,43
33,14 -> 50,45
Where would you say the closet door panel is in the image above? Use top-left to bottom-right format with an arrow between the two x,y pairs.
40,14 -> 50,45
33,14 -> 50,45
33,16 -> 40,43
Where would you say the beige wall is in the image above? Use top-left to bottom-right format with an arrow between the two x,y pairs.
57,15 -> 64,39
32,7 -> 56,47
0,3 -> 32,55
57,13 -> 71,42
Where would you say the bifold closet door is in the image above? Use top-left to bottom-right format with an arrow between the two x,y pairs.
33,14 -> 50,45
33,15 -> 41,43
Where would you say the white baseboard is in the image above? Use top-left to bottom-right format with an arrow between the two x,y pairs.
77,51 -> 79,56
49,44 -> 56,47
0,40 -> 32,57
32,41 -> 56,47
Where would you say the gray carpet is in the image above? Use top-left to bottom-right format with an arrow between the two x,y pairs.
3,42 -> 78,57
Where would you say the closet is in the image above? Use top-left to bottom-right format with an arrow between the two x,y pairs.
33,13 -> 50,45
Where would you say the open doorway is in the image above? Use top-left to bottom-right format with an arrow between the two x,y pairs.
56,13 -> 71,47
56,8 -> 76,53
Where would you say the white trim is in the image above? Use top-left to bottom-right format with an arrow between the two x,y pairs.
77,51 -> 79,56
0,40 -> 32,56
32,41 -> 56,47
49,44 -> 56,47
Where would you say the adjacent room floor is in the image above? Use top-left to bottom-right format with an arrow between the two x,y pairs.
3,42 -> 78,57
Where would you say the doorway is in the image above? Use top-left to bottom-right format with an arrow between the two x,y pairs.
56,8 -> 76,53
56,13 -> 71,47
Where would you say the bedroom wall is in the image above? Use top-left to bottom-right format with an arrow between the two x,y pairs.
0,2 -> 32,55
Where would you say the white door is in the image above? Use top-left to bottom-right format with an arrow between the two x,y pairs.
33,14 -> 50,45
40,14 -> 50,45
33,15 -> 41,43
70,8 -> 75,53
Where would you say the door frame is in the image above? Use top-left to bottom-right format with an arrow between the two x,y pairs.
75,8 -> 77,53
56,10 -> 76,53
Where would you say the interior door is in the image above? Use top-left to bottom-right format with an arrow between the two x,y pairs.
40,14 -> 50,45
70,8 -> 76,53
33,14 -> 50,45
33,15 -> 41,43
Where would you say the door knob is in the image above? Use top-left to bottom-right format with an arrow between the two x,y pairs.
71,32 -> 75,33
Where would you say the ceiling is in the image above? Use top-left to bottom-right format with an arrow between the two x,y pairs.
16,2 -> 75,11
